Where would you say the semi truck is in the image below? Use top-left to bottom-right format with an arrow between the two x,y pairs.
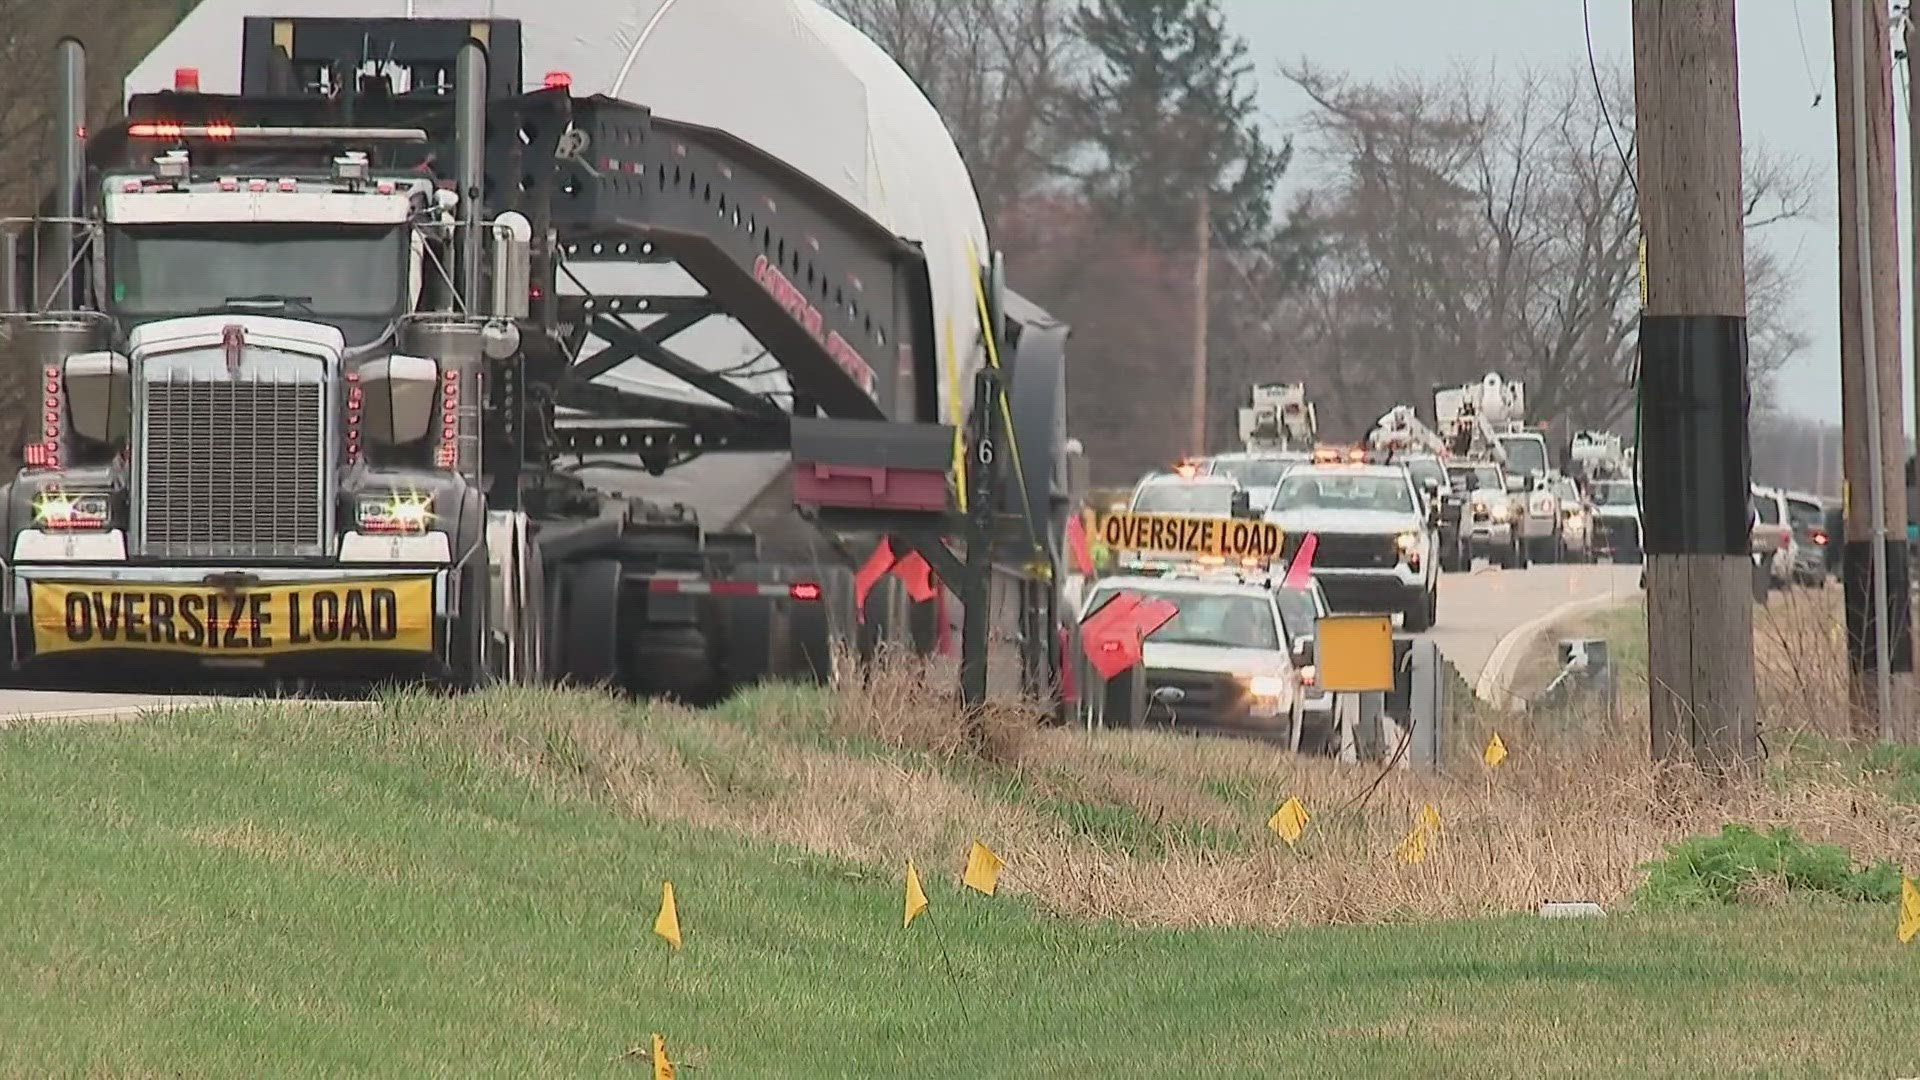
0,15 -> 1073,703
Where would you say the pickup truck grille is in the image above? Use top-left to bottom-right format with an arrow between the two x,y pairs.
138,378 -> 328,557
1285,531 -> 1399,569
1142,668 -> 1244,729
1593,517 -> 1640,550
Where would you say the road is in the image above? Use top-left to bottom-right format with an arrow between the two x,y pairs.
1429,561 -> 1643,687
0,562 -> 1641,723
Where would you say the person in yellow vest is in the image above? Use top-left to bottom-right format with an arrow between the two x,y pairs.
1085,505 -> 1114,576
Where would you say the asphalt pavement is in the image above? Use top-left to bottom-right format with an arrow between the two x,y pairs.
1428,560 -> 1643,688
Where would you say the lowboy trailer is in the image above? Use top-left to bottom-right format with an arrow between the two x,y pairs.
0,17 -> 1073,707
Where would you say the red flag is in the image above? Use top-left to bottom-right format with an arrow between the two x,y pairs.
1282,533 -> 1319,590
891,550 -> 938,603
1066,513 -> 1096,577
854,536 -> 897,622
1079,593 -> 1179,680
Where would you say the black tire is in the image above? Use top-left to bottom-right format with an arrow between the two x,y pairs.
557,559 -> 623,688
857,575 -> 909,663
1403,588 -> 1435,633
449,538 -> 492,689
718,562 -> 785,691
630,626 -> 718,703
785,564 -> 848,685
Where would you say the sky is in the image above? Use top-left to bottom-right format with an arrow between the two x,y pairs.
1223,0 -> 1863,427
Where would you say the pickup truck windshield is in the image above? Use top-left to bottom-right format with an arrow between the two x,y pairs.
1593,482 -> 1637,506
1207,458 -> 1297,488
1497,435 -> 1549,476
1087,589 -> 1280,651
109,224 -> 407,320
1132,481 -> 1234,515
1271,472 -> 1413,514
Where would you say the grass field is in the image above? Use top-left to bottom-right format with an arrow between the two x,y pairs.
4,654 -> 1920,1076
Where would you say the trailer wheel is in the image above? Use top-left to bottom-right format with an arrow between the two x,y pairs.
718,561 -> 786,690
858,576 -> 909,662
786,564 -> 849,685
558,559 -> 624,688
631,627 -> 719,703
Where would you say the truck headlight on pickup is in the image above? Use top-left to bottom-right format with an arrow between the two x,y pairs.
32,490 -> 112,531
1245,674 -> 1290,717
1490,503 -> 1511,521
357,491 -> 435,534
1396,531 -> 1423,554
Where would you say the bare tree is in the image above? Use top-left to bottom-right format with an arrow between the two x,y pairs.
1282,63 -> 1815,439
826,0 -> 1085,223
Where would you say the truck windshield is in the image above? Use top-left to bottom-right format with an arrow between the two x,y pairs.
109,224 -> 406,321
1271,472 -> 1413,514
1132,481 -> 1234,515
1086,589 -> 1280,651
1594,483 -> 1637,506
1207,458 -> 1297,488
1497,435 -> 1549,476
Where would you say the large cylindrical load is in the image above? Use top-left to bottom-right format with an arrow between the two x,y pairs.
51,37 -> 86,312
14,315 -> 111,470
400,316 -> 485,482
454,39 -> 487,312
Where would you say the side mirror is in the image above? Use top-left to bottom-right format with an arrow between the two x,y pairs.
355,354 -> 440,444
1505,475 -> 1526,494
1290,635 -> 1314,664
62,351 -> 131,444
1230,489 -> 1254,518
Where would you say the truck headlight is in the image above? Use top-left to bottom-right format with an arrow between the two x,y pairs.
357,491 -> 435,534
33,490 -> 112,531
1490,504 -> 1511,521
1396,531 -> 1422,554
1246,674 -> 1289,717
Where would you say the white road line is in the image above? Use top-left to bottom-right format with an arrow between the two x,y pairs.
1474,589 -> 1640,709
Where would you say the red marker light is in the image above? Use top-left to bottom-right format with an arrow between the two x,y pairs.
174,67 -> 200,93
789,582 -> 823,601
544,71 -> 572,89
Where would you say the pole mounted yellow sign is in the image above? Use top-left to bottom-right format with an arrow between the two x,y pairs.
1094,512 -> 1284,561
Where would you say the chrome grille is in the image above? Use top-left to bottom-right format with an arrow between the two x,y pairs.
139,378 -> 326,557
1143,668 -> 1244,728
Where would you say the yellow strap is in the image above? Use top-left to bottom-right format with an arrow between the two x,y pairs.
942,314 -> 967,511
965,239 -> 1036,542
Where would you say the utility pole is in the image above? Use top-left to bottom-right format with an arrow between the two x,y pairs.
1632,0 -> 1758,771
1189,188 -> 1211,457
1836,0 -> 1911,741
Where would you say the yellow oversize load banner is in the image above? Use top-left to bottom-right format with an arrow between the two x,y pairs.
1095,512 -> 1284,561
31,578 -> 436,656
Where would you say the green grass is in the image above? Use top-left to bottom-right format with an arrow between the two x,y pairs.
2,700 -> 1920,1076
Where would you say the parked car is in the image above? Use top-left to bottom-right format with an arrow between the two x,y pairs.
1784,492 -> 1829,586
1749,486 -> 1795,590
1587,479 -> 1641,563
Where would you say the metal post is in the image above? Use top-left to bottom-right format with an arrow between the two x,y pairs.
959,367 -> 999,718
454,38 -> 487,311
52,38 -> 86,312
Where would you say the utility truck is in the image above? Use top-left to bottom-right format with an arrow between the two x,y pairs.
0,17 -> 1073,704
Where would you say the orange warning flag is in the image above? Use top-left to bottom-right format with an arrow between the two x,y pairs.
1900,877 -> 1920,944
652,1033 -> 675,1080
904,859 -> 929,928
1268,797 -> 1309,846
963,840 -> 1005,896
653,880 -> 682,950
1483,732 -> 1508,768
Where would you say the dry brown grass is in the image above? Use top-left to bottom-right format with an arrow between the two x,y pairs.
382,602 -> 1920,931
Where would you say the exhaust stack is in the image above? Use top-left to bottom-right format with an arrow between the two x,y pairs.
454,38 -> 487,310
52,37 -> 85,311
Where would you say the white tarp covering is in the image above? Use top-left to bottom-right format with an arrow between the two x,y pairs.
127,0 -> 989,424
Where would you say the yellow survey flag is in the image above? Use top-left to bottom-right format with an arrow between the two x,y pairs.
1396,804 -> 1441,865
652,1033 -> 675,1080
1900,877 -> 1920,944
904,859 -> 929,928
1395,824 -> 1428,864
1268,797 -> 1310,846
1483,733 -> 1508,768
653,881 -> 682,950
963,840 -> 1005,896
